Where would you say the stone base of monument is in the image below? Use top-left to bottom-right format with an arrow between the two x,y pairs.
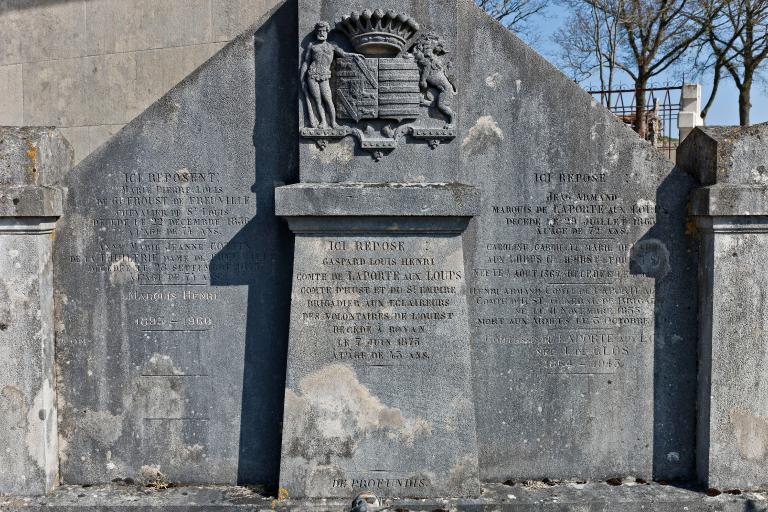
276,183 -> 482,498
2,482 -> 768,511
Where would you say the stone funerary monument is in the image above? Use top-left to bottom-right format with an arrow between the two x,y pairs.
3,0 -> 768,509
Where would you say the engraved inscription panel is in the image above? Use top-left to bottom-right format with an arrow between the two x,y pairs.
474,181 -> 657,375
280,234 -> 478,498
57,165 -> 264,483
52,17 -> 298,483
459,1 -> 698,480
469,168 -> 661,479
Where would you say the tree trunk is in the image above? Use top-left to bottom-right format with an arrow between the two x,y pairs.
701,63 -> 722,122
739,76 -> 752,126
634,77 -> 648,138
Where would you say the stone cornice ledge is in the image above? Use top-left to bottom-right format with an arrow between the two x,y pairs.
690,184 -> 768,217
0,185 -> 63,218
275,183 -> 480,218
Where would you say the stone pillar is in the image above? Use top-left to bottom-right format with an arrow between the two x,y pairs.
678,83 -> 703,142
0,128 -> 69,495
276,184 -> 481,499
281,0 -> 481,499
679,125 -> 768,490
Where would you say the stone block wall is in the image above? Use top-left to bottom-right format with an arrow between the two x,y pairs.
0,0 -> 279,164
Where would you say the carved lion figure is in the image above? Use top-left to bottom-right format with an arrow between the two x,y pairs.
411,32 -> 457,126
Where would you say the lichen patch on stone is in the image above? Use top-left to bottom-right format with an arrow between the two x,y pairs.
462,116 -> 504,157
485,73 -> 502,89
730,409 -> 768,461
80,409 -> 124,446
630,239 -> 670,279
283,364 -> 431,464
751,165 -> 768,186
138,464 -> 167,486
176,168 -> 192,185
309,139 -> 354,166
448,456 -> 478,494
145,354 -> 185,376
108,256 -> 139,286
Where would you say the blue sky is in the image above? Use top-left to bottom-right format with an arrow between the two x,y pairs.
523,4 -> 767,127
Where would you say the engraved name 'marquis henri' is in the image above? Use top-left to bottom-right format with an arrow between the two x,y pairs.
300,9 -> 458,160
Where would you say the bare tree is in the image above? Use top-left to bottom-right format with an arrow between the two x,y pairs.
613,0 -> 710,137
686,37 -> 726,121
692,0 -> 768,126
560,0 -> 707,137
554,0 -> 624,106
476,0 -> 548,35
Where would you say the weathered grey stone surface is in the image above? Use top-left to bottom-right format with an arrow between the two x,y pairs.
0,1 -> 281,164
680,125 -> 768,490
2,482 -> 768,511
275,183 -> 480,217
0,127 -> 72,186
678,125 -> 768,187
0,186 -> 63,218
48,0 -> 700,491
0,222 -> 60,495
278,222 -> 479,498
0,127 -> 69,495
53,3 -> 298,487
455,0 -> 698,482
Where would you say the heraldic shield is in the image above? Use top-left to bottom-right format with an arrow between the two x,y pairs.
334,56 -> 421,123
300,10 -> 457,159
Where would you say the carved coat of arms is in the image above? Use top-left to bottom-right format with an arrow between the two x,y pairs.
300,10 -> 457,160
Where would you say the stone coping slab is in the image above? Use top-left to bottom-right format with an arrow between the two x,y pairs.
0,127 -> 72,186
2,483 -> 768,511
690,185 -> 768,217
678,124 -> 768,187
275,183 -> 480,217
0,185 -> 62,217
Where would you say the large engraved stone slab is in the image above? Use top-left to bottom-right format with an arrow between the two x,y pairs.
456,0 -> 698,481
276,184 -> 480,498
53,3 -> 297,486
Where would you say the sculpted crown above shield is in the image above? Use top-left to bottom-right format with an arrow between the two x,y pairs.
300,10 -> 457,160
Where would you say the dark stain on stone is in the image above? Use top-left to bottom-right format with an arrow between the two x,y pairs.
169,377 -> 183,394
285,409 -> 355,464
